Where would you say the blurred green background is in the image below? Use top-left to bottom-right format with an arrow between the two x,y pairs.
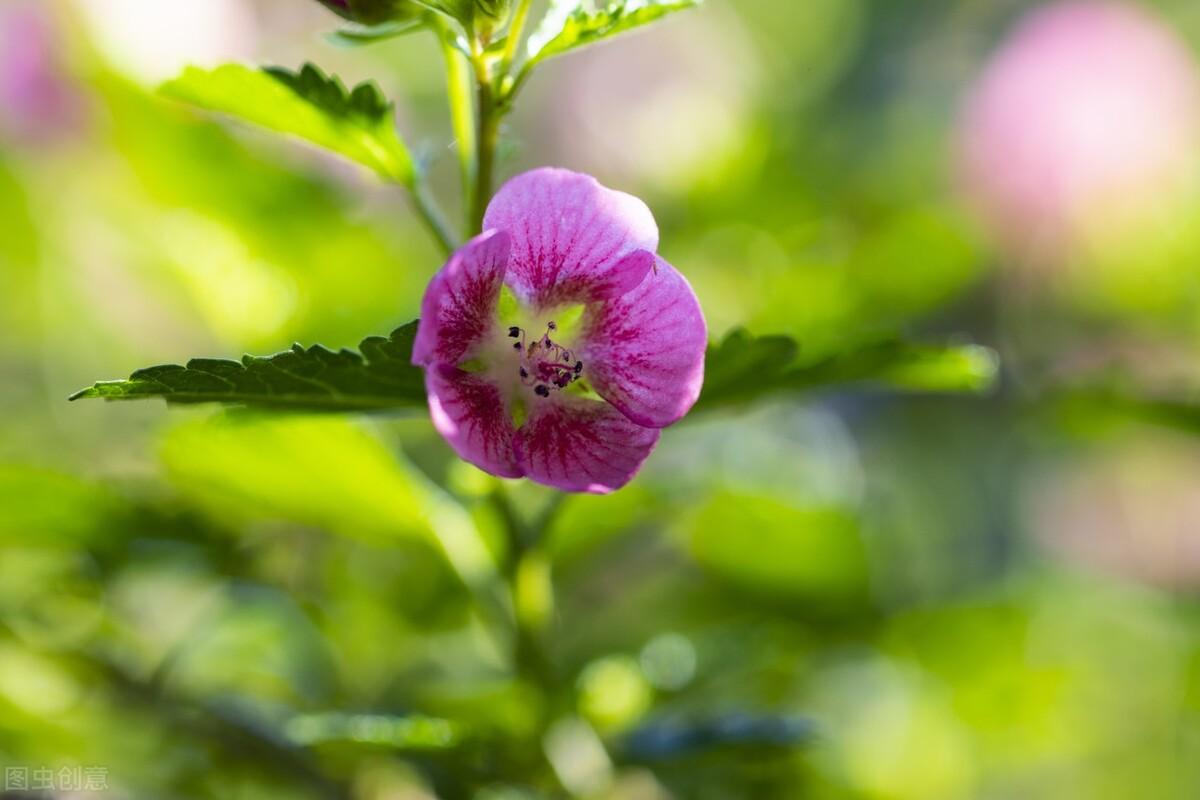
4,0 -> 1200,797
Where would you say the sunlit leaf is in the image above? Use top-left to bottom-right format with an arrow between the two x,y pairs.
161,414 -> 503,606
696,329 -> 999,412
526,0 -> 700,65
69,322 -> 425,412
161,63 -> 415,184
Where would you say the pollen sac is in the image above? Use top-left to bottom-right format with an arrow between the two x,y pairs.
509,322 -> 584,398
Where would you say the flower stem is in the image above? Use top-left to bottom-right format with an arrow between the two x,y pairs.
468,44 -> 501,236
435,18 -> 477,237
490,487 -> 567,699
410,175 -> 459,256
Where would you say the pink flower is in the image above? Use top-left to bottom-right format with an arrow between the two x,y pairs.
957,0 -> 1200,262
0,5 -> 82,142
412,168 -> 707,493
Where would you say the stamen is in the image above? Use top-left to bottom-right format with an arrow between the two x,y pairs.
505,320 -> 584,398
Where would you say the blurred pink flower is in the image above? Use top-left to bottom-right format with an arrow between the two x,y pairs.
1030,438 -> 1200,589
412,168 -> 707,493
958,1 -> 1200,262
0,5 -> 81,142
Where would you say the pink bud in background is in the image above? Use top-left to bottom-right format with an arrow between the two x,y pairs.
0,5 -> 81,143
957,1 -> 1200,264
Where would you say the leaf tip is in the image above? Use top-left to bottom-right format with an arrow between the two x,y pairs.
963,344 -> 1002,391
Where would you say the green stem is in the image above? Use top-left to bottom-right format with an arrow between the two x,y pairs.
490,487 -> 566,694
435,18 -> 477,236
468,46 -> 502,236
504,60 -> 536,110
410,175 -> 459,255
498,0 -> 535,78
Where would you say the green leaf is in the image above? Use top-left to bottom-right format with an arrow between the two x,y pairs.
1048,387 -> 1200,437
526,0 -> 700,65
410,0 -> 474,24
327,17 -> 428,46
285,712 -> 463,750
161,63 -> 415,184
71,323 -> 996,414
399,0 -> 508,36
696,329 -> 999,412
69,322 -> 426,412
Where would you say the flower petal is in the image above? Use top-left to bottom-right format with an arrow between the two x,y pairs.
579,256 -> 707,428
426,365 -> 521,478
514,394 -> 660,493
483,168 -> 658,308
412,230 -> 511,367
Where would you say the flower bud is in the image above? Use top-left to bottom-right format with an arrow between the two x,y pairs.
472,0 -> 511,39
314,0 -> 418,26
474,0 -> 510,21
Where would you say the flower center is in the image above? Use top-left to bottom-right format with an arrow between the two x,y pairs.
507,320 -> 583,398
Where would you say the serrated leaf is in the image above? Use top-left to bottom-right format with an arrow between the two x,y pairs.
526,0 -> 700,65
161,63 -> 415,184
696,329 -> 999,411
71,323 -> 995,415
70,322 -> 426,412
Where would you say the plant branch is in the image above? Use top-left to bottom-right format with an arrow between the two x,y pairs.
409,174 -> 459,255
498,0 -> 535,78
